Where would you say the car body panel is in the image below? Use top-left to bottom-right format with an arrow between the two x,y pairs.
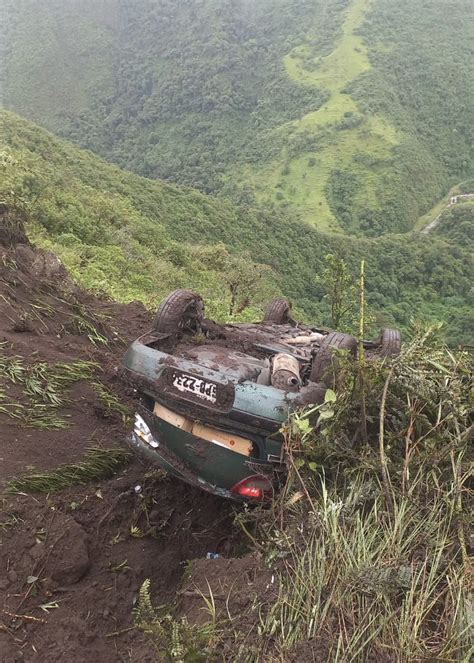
123,335 -> 301,433
128,408 -> 274,500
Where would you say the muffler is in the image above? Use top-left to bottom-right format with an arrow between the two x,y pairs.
271,353 -> 302,392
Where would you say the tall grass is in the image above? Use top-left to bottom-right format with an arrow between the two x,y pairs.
248,328 -> 472,661
259,473 -> 471,661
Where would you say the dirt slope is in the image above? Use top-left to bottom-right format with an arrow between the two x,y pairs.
0,213 -> 236,661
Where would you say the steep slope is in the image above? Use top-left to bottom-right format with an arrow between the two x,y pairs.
0,217 -> 235,661
3,0 -> 473,234
1,111 -> 473,344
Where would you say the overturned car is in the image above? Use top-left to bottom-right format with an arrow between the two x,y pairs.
122,290 -> 401,501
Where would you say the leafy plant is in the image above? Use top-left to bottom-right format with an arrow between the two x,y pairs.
134,579 -> 220,662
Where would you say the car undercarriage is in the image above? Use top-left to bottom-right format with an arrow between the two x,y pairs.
122,290 -> 401,500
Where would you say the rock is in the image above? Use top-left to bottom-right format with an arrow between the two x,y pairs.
7,569 -> 18,584
47,514 -> 90,585
30,542 -> 46,561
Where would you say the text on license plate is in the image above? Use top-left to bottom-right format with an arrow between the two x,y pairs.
172,372 -> 217,403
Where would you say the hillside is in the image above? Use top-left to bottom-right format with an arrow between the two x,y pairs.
2,0 -> 473,234
1,111 -> 473,344
0,215 -> 237,660
1,111 -> 281,321
1,188 -> 471,663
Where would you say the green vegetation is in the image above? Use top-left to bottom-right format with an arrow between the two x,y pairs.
1,111 -> 280,320
6,447 -> 131,493
92,382 -> 132,422
0,342 -> 98,430
1,0 -> 117,132
134,579 -> 219,662
3,0 -> 472,233
2,111 -> 473,344
434,202 -> 474,245
254,332 -> 472,659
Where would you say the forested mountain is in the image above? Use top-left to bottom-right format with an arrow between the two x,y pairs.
3,0 -> 473,234
2,112 -> 472,343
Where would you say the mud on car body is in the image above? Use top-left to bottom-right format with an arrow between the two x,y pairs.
122,290 -> 401,502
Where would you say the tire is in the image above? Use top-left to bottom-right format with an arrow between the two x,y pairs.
154,289 -> 204,334
263,298 -> 292,324
310,331 -> 358,385
378,328 -> 402,357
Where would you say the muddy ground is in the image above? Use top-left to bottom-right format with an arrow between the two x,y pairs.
0,227 -> 255,661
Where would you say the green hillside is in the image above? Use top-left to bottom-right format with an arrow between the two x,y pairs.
2,112 -> 472,343
3,0 -> 473,235
1,111 -> 281,321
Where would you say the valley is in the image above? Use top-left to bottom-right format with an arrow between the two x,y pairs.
2,0 -> 472,235
2,111 -> 473,345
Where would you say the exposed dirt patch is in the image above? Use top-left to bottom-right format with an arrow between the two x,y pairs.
0,224 -> 148,480
0,475 -> 235,662
179,553 -> 277,661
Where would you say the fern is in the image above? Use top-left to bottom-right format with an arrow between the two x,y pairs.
134,579 -> 220,662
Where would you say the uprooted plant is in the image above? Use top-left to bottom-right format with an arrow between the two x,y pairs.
0,344 -> 99,429
238,327 -> 472,661
6,446 -> 131,494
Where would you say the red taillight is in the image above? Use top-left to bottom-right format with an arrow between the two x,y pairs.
230,475 -> 273,501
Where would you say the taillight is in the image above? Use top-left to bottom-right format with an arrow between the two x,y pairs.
230,475 -> 273,501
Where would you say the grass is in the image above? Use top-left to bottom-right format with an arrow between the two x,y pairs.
0,344 -> 98,429
92,381 -> 131,421
0,511 -> 23,534
6,446 -> 131,494
258,478 -> 470,660
283,0 -> 372,94
231,328 -> 473,660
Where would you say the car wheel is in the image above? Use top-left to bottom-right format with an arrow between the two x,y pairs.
263,298 -> 292,324
377,328 -> 402,357
310,331 -> 358,385
154,289 -> 204,334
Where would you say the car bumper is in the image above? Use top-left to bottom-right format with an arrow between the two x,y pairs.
127,410 -> 278,501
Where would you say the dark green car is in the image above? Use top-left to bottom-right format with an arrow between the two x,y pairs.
122,290 -> 401,501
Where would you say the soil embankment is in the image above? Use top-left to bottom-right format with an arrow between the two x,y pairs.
0,216 -> 237,661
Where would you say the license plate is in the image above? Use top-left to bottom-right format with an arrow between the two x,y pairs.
172,372 -> 217,403
159,367 -> 235,412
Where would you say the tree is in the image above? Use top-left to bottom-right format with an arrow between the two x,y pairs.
319,254 -> 358,331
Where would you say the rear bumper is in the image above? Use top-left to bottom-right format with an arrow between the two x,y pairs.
127,428 -> 240,500
128,409 -> 279,501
